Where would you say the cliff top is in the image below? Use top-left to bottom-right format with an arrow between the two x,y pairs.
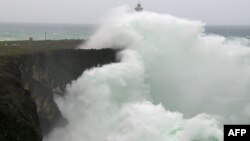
0,39 -> 84,57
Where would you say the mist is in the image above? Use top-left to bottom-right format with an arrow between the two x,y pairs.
45,6 -> 250,141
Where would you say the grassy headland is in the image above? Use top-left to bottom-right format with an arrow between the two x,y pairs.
0,39 -> 84,56
0,39 -> 84,79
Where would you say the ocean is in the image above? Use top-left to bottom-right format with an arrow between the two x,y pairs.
0,23 -> 250,41
0,23 -> 96,41
206,25 -> 250,38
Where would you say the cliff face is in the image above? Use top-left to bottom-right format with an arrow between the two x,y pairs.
19,49 -> 117,134
0,60 -> 42,141
0,48 -> 117,140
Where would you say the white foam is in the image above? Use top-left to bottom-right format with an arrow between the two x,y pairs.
46,6 -> 250,141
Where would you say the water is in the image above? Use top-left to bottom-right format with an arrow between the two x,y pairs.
0,23 -> 96,41
1,23 -> 250,41
45,7 -> 250,141
206,25 -> 250,38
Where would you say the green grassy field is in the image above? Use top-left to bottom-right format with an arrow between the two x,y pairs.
0,39 -> 84,56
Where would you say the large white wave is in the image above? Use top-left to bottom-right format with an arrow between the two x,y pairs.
46,6 -> 250,141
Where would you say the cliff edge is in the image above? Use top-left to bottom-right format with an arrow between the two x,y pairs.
0,40 -> 117,141
20,49 -> 116,134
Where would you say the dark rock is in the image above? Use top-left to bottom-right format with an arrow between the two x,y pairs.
0,47 -> 117,140
19,49 -> 117,135
0,60 -> 42,141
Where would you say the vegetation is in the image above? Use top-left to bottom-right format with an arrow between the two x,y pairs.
0,39 -> 84,56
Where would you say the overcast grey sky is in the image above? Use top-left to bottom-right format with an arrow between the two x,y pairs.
0,0 -> 249,25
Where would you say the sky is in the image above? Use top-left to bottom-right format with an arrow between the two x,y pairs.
0,0 -> 249,25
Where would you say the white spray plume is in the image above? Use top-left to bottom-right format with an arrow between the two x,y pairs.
46,6 -> 250,141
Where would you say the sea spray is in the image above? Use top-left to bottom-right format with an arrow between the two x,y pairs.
46,6 -> 250,141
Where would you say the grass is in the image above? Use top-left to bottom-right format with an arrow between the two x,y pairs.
0,39 -> 84,56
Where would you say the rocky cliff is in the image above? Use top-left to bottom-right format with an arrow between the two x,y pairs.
0,46 -> 117,141
19,49 -> 117,134
0,59 -> 42,141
